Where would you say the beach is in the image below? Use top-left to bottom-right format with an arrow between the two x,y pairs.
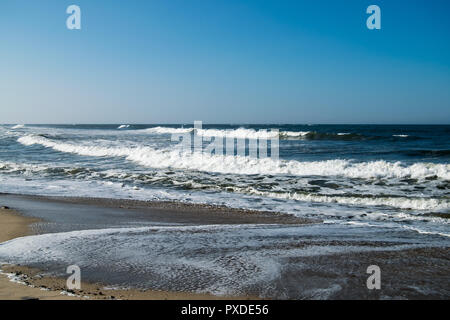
0,203 -> 266,300
0,207 -> 80,300
0,194 -> 308,300
0,194 -> 448,300
1,0 -> 449,306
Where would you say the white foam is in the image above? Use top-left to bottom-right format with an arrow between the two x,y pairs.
242,188 -> 450,211
18,135 -> 450,180
18,135 -> 132,158
141,126 -> 311,139
143,127 -> 193,134
196,128 -> 280,139
0,161 -> 44,173
0,224 -> 437,298
401,225 -> 450,238
11,124 -> 25,129
281,131 -> 311,137
393,134 -> 409,138
117,125 -> 130,129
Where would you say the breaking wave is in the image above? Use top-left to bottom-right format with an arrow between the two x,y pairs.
242,189 -> 449,211
18,135 -> 450,180
143,127 -> 193,134
2,157 -> 448,212
140,126 -> 371,140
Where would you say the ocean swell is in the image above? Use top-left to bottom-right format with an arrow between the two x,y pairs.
18,135 -> 450,180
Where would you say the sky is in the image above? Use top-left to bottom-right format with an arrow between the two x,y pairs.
1,0 -> 449,124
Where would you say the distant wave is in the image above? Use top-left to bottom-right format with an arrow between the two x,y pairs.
280,131 -> 367,141
117,125 -> 130,129
143,127 -> 193,134
11,124 -> 25,129
142,127 -> 278,139
196,128 -> 279,139
18,135 -> 450,180
141,126 -> 372,141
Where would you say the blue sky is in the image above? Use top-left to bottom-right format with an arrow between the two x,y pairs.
1,0 -> 449,124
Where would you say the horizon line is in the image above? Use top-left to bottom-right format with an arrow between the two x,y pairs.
2,123 -> 450,126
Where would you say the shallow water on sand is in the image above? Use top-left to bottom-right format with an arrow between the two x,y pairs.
0,195 -> 449,299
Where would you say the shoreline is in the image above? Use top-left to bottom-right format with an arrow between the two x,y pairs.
0,193 -> 309,300
0,206 -> 261,300
0,192 -> 317,226
1,193 -> 449,299
0,208 -> 84,300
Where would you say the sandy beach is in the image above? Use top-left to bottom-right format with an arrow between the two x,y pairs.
0,206 -> 269,300
0,207 -> 80,300
1,0 -> 450,306
0,194 -> 448,300
0,195 -> 304,300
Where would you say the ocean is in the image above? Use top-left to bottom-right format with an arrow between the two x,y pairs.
1,124 -> 448,236
0,124 -> 449,298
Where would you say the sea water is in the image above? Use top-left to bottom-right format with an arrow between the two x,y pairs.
0,124 -> 449,298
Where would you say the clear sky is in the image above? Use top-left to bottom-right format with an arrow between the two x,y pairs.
1,0 -> 449,124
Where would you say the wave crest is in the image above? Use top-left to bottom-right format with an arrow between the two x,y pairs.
140,126 -> 379,141
17,135 -> 450,180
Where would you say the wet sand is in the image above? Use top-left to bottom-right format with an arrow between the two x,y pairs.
0,194 -> 311,300
0,207 -> 38,243
0,263 -> 255,300
0,206 -> 260,300
0,194 -> 448,300
0,208 -> 81,300
0,193 -> 314,226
